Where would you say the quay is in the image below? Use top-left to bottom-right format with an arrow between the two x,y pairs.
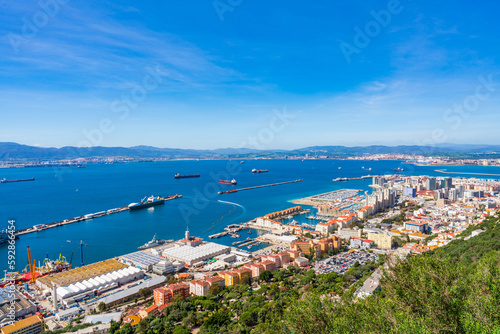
218,179 -> 303,194
14,194 -> 182,236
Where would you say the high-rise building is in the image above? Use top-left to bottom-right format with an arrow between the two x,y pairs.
426,178 -> 436,191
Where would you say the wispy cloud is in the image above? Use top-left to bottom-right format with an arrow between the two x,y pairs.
1,3 -> 243,94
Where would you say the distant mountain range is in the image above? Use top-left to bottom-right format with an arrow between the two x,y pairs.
1,142 -> 500,160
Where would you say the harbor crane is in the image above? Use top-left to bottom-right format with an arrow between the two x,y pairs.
67,240 -> 87,267
26,246 -> 37,283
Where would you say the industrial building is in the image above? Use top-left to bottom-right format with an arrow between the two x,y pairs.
161,241 -> 230,266
0,288 -> 38,326
119,251 -> 165,271
102,276 -> 165,307
37,259 -> 128,290
36,259 -> 144,307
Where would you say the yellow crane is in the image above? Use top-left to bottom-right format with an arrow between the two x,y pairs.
26,246 -> 37,283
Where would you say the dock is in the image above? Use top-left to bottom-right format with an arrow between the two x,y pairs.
14,194 -> 182,236
218,179 -> 303,194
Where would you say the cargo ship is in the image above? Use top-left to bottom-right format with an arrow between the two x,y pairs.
174,173 -> 200,179
128,195 -> 165,210
1,178 -> 35,183
219,179 -> 237,185
362,167 -> 372,171
251,169 -> 269,173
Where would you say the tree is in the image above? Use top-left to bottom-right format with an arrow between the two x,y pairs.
173,325 -> 190,334
208,283 -> 222,295
259,270 -> 272,282
97,302 -> 106,313
241,276 -> 252,286
109,320 -> 120,334
138,287 -> 152,299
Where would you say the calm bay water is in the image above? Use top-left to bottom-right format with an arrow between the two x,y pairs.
1,159 -> 500,272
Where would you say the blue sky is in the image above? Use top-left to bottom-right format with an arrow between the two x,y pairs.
1,0 -> 499,149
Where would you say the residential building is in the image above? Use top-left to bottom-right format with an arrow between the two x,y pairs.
1,315 -> 43,334
366,231 -> 393,249
153,283 -> 189,306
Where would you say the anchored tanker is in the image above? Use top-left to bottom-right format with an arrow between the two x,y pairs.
174,173 -> 200,179
219,179 -> 237,185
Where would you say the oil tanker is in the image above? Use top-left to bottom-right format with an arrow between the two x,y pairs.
251,169 -> 268,173
174,173 -> 200,179
1,178 -> 35,183
219,179 -> 237,185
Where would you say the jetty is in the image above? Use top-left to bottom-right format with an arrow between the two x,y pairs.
218,179 -> 303,194
14,194 -> 182,237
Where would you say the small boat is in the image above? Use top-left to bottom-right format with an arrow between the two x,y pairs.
338,167 -> 341,170
240,161 -> 244,164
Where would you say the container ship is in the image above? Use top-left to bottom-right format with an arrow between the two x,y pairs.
219,179 -> 237,185
1,178 -> 35,183
251,169 -> 269,173
174,173 -> 200,179
128,195 -> 165,210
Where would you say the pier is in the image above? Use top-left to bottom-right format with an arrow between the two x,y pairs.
218,179 -> 303,194
14,194 -> 182,237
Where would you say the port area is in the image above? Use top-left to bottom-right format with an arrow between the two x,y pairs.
290,189 -> 364,208
332,175 -> 373,182
14,194 -> 182,236
218,179 -> 303,194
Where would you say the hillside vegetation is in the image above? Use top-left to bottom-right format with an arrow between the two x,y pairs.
269,216 -> 500,334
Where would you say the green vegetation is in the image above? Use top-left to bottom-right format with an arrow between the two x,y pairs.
105,217 -> 500,333
265,216 -> 500,334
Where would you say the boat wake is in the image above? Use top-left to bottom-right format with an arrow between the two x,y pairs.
218,200 -> 245,209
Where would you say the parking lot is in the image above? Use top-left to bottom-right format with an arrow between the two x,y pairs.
315,250 -> 379,275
